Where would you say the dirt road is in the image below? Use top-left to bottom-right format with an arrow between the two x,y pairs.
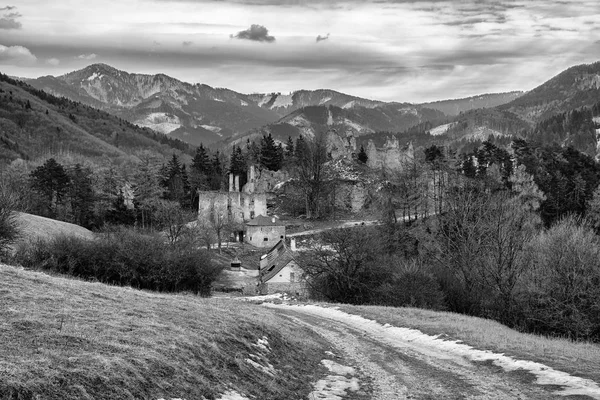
265,303 -> 600,400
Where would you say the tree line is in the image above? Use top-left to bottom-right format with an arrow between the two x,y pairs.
301,138 -> 600,342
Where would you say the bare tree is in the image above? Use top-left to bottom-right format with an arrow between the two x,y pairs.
295,133 -> 329,219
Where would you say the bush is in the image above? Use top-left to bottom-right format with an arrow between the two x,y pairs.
0,188 -> 20,259
372,258 -> 445,310
518,216 -> 600,341
14,228 -> 221,295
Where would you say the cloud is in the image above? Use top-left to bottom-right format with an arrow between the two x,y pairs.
0,6 -> 21,29
316,33 -> 329,43
0,44 -> 37,65
182,41 -> 193,46
46,58 -> 60,66
231,24 -> 275,42
77,53 -> 97,60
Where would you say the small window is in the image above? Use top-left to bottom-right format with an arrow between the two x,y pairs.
290,272 -> 295,282
264,237 -> 268,241
280,235 -> 284,239
250,211 -> 255,218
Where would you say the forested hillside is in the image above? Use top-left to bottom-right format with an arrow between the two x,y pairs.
0,73 -> 192,166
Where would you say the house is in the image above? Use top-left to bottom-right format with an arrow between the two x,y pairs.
258,240 -> 306,295
245,215 -> 286,248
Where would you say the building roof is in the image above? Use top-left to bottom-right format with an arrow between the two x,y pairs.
260,240 -> 297,282
246,215 -> 286,227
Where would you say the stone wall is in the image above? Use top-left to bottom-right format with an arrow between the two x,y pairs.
246,225 -> 286,248
198,191 -> 267,224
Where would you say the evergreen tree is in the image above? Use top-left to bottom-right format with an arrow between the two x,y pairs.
285,136 -> 295,158
229,145 -> 248,189
209,151 -> 224,190
260,133 -> 281,171
357,145 -> 368,164
29,158 -> 71,218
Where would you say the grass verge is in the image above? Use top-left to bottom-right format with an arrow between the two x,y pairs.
334,304 -> 600,383
0,264 -> 327,400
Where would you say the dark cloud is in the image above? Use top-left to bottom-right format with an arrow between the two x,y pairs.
182,41 -> 193,46
0,5 -> 20,29
0,16 -> 20,29
316,33 -> 329,43
231,24 -> 276,42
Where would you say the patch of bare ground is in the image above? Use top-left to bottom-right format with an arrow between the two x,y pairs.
0,264 -> 328,400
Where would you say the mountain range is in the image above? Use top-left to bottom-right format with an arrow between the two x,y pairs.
15,61 -> 600,159
25,64 -> 522,147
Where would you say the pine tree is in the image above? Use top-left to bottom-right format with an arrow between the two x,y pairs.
295,135 -> 308,161
190,144 -> 212,193
285,136 -> 295,158
357,145 -> 368,164
29,158 -> 71,218
229,145 -> 248,189
260,133 -> 281,171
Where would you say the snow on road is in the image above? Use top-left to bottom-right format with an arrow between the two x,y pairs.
266,304 -> 600,399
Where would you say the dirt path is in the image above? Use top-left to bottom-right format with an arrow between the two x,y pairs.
266,304 -> 600,400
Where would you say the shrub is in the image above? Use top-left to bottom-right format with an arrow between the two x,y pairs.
0,187 -> 20,259
14,228 -> 221,295
518,216 -> 600,341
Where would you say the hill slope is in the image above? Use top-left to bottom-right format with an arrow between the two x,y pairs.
500,61 -> 600,123
420,91 -> 524,116
0,73 -> 191,165
0,264 -> 328,399
227,104 -> 445,147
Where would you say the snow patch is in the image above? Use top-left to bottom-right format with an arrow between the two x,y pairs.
271,93 -> 294,109
86,72 -> 100,81
343,118 -> 373,133
398,107 -> 418,116
342,101 -> 356,109
240,100 -> 248,107
319,97 -> 332,105
429,122 -> 455,136
135,113 -> 181,134
310,359 -> 360,400
327,109 -> 334,126
258,94 -> 272,107
466,126 -> 507,141
265,304 -> 600,399
593,117 -> 600,124
213,98 -> 225,102
200,125 -> 222,133
216,391 -> 250,400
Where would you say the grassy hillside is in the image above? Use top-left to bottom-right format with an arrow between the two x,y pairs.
14,212 -> 95,243
0,264 -> 327,400
0,73 -> 193,166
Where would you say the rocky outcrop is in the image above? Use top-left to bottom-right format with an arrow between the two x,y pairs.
325,130 -> 357,160
366,136 -> 414,172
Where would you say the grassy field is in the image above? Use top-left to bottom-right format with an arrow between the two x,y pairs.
0,264 -> 328,400
336,304 -> 600,383
14,212 -> 95,243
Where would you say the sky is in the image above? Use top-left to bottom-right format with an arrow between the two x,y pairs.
0,0 -> 599,103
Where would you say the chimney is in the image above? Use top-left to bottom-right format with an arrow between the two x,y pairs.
235,176 -> 240,192
290,238 -> 297,251
229,174 -> 234,192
